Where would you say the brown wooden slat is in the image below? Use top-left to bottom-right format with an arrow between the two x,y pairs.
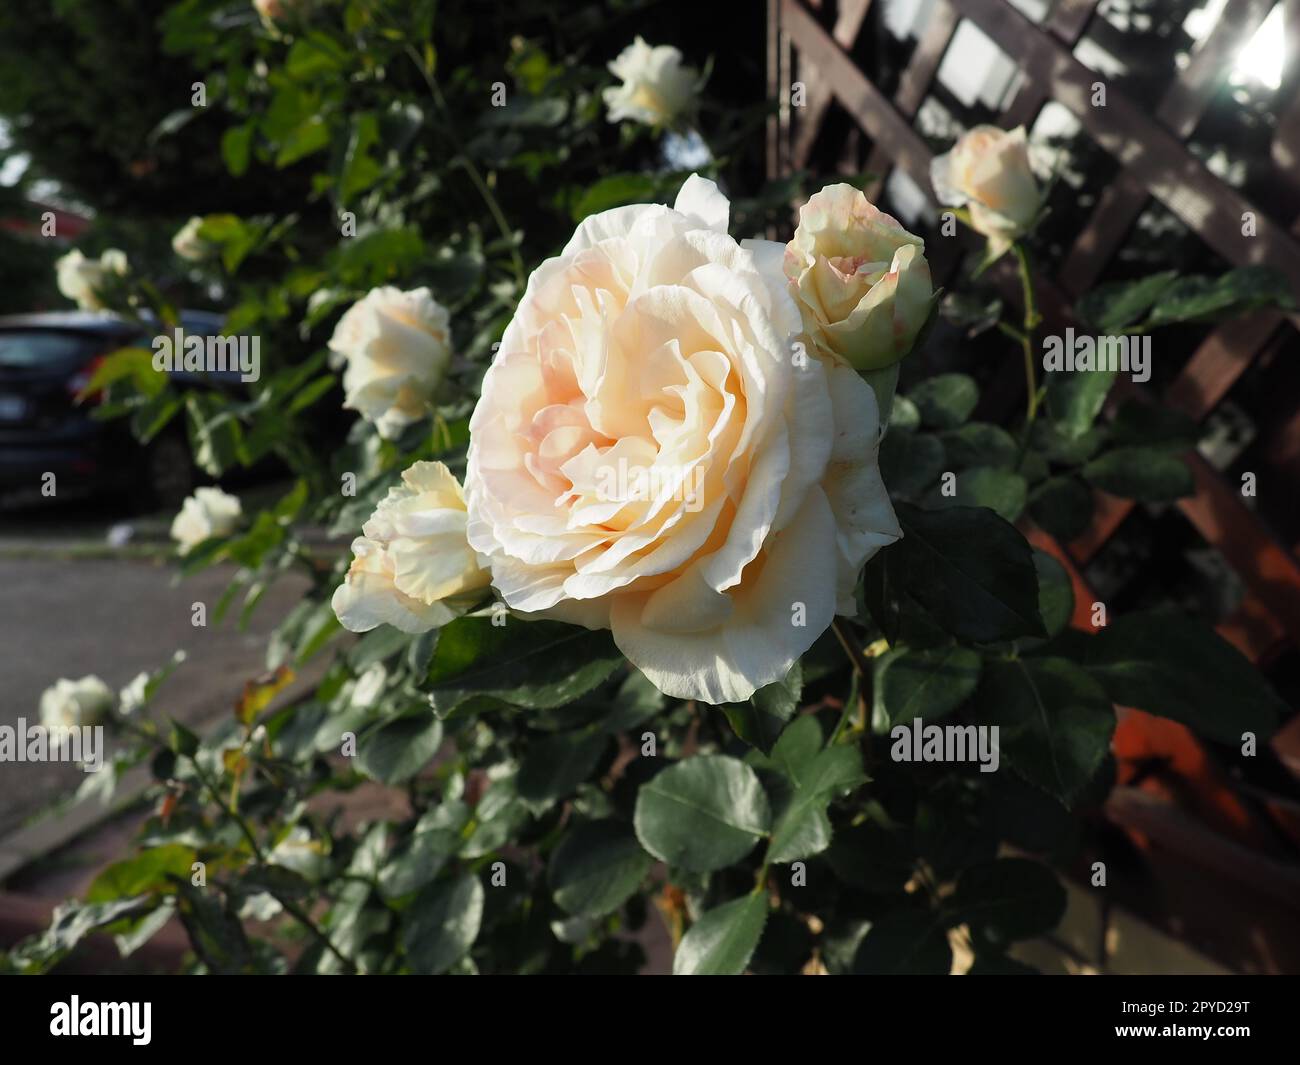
1177,449 -> 1300,643
780,0 -> 937,194
1058,0 -> 1276,295
789,0 -> 874,170
862,3 -> 959,199
1000,0 -> 1098,127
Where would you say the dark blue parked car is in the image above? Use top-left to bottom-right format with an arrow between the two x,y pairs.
0,310 -> 235,510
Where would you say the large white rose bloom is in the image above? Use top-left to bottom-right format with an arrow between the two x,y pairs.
39,675 -> 114,730
170,486 -> 242,553
328,286 -> 452,440
602,37 -> 697,128
332,461 -> 490,635
465,174 -> 900,703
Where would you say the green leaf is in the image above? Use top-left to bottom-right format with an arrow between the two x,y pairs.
355,710 -> 443,784
1032,550 -> 1074,639
1045,368 -> 1116,439
86,845 -> 195,902
939,423 -> 1018,469
950,858 -> 1066,949
634,755 -> 771,872
1146,265 -> 1295,326
975,657 -> 1114,805
721,661 -> 802,754
853,909 -> 952,974
1082,608 -> 1284,742
1082,447 -> 1194,502
1109,399 -> 1200,451
14,896 -> 156,971
1076,270 -> 1178,332
599,669 -> 665,734
894,503 -> 1045,643
275,117 -> 330,167
378,830 -> 458,900
923,465 -> 1027,522
517,729 -> 608,804
401,874 -> 484,975
875,645 -> 982,727
339,111 -> 383,203
548,820 -> 654,918
889,395 -> 921,431
672,893 -> 768,975
764,716 -> 866,864
284,31 -> 349,79
908,373 -> 978,429
221,123 -> 253,177
425,617 -> 623,713
879,430 -> 946,499
1028,476 -> 1093,541
571,172 -> 661,221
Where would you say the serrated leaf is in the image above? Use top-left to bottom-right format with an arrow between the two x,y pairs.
634,755 -> 770,872
425,617 -> 623,712
975,657 -> 1114,805
875,645 -> 982,726
895,503 -> 1045,643
672,892 -> 768,975
908,374 -> 978,429
1082,447 -> 1194,502
401,874 -> 484,975
1082,609 -> 1284,741
548,820 -> 653,918
355,710 -> 442,784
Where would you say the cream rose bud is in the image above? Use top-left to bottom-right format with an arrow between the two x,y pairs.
170,486 -> 242,554
602,37 -> 697,128
55,248 -> 129,311
466,174 -> 901,704
172,217 -> 213,262
332,461 -> 490,635
931,125 -> 1044,254
328,286 -> 452,440
784,184 -> 933,399
40,676 -> 114,730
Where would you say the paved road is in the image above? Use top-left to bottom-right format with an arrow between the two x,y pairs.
0,554 -> 311,837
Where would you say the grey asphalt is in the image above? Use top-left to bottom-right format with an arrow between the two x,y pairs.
0,552 -> 311,838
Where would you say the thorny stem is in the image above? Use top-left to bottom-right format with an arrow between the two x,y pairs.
404,45 -> 527,289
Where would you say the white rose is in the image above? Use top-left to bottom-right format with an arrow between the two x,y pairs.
602,37 -> 697,128
328,286 -> 452,440
332,461 -> 491,635
55,248 -> 129,311
784,183 -> 934,418
170,486 -> 242,554
172,216 -> 213,262
931,125 -> 1044,255
40,676 -> 114,730
465,174 -> 901,704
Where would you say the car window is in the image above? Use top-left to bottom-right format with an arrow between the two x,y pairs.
0,330 -> 101,369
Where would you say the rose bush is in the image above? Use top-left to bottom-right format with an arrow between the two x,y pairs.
10,0 -> 1293,978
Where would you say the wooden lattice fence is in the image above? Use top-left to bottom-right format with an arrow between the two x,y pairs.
767,0 -> 1300,971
